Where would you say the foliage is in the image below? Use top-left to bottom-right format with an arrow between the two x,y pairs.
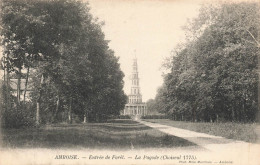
1,0 -> 127,126
1,81 -> 35,128
141,115 -> 168,119
1,103 -> 35,128
156,3 -> 259,122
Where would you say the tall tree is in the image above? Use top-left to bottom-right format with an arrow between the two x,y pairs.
1,0 -> 127,126
160,2 -> 259,122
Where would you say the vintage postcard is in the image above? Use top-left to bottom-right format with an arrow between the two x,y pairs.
0,0 -> 259,164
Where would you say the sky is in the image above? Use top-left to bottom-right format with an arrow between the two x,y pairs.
87,0 -> 201,101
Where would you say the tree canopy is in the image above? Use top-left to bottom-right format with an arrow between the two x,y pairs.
154,2 -> 259,122
1,0 -> 127,127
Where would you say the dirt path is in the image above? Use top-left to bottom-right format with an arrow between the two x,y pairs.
138,120 -> 259,153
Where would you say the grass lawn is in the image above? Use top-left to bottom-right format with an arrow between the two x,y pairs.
143,119 -> 259,143
1,119 -> 196,150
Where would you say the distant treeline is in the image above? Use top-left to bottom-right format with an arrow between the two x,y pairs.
150,3 -> 259,122
0,0 -> 127,128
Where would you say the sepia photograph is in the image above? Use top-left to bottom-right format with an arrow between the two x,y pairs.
0,0 -> 259,164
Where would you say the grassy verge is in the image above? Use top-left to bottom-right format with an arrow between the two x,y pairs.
1,119 -> 196,149
143,119 -> 259,143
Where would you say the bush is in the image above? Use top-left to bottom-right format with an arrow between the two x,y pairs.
116,115 -> 131,119
141,115 -> 168,119
2,103 -> 35,128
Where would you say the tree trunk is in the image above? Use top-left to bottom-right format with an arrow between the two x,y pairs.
23,66 -> 30,105
56,96 -> 60,112
6,57 -> 10,110
53,95 -> 60,122
3,56 -> 6,83
3,54 -> 7,104
258,51 -> 260,122
36,75 -> 44,126
2,50 -> 11,110
83,112 -> 87,123
96,113 -> 99,122
231,104 -> 235,122
192,109 -> 195,122
242,97 -> 246,122
36,102 -> 40,125
68,97 -> 72,124
192,102 -> 197,122
17,67 -> 21,106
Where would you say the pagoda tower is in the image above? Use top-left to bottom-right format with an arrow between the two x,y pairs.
121,57 -> 147,117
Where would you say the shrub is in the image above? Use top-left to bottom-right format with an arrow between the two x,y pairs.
2,103 -> 35,128
141,115 -> 168,119
116,115 -> 131,119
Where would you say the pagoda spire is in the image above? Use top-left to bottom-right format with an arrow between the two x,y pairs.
121,50 -> 147,117
130,53 -> 141,102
